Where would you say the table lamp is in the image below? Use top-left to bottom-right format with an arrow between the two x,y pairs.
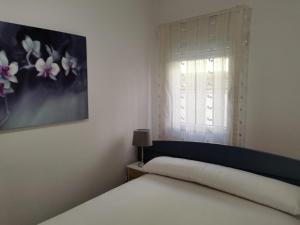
132,129 -> 152,167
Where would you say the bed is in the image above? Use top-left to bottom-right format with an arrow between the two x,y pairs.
39,141 -> 300,225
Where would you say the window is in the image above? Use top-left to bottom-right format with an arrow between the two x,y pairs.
179,57 -> 229,128
157,6 -> 251,146
162,57 -> 230,143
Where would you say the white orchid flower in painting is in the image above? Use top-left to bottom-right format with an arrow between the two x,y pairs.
0,79 -> 14,97
22,35 -> 41,58
46,45 -> 60,61
0,51 -> 19,83
35,57 -> 60,80
61,52 -> 78,76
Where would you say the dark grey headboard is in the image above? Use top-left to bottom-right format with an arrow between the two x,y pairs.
142,141 -> 300,186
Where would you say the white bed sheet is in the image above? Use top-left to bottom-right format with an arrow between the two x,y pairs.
39,174 -> 299,225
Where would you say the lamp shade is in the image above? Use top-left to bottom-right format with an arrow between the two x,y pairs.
132,129 -> 152,147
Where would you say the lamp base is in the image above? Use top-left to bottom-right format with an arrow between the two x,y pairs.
138,161 -> 144,167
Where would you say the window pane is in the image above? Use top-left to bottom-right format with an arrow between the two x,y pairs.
178,57 -> 229,128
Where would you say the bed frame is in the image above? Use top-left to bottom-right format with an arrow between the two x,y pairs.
142,141 -> 300,186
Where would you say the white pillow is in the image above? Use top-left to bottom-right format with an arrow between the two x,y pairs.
144,156 -> 300,216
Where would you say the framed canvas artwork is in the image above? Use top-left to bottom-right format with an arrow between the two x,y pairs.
0,21 -> 88,131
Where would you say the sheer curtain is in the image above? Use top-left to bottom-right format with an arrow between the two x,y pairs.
158,6 -> 251,146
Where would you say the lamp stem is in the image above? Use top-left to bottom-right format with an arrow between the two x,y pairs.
138,146 -> 144,167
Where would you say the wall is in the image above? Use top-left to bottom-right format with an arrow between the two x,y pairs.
245,0 -> 300,160
154,0 -> 300,160
0,0 -> 156,225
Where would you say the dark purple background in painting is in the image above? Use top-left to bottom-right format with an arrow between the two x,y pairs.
0,21 -> 88,130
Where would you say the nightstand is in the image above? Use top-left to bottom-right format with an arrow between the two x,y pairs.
126,162 -> 147,181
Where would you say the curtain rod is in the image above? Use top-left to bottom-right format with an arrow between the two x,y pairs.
159,5 -> 251,27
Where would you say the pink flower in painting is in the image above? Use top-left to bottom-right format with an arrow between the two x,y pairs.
61,52 -> 78,76
22,35 -> 41,58
0,51 -> 19,83
0,79 -> 14,97
46,45 -> 60,62
35,57 -> 60,80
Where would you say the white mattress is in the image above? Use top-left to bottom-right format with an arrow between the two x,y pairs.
39,174 -> 299,225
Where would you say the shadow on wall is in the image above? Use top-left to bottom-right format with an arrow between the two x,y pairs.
32,137 -> 134,225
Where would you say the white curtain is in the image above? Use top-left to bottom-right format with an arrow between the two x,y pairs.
157,6 -> 251,146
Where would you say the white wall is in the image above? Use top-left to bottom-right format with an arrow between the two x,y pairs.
246,0 -> 300,160
155,0 -> 300,160
0,1 -> 156,225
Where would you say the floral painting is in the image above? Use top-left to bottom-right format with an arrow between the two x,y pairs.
0,21 -> 88,131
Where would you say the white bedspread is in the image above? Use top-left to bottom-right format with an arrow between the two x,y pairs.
39,174 -> 299,225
